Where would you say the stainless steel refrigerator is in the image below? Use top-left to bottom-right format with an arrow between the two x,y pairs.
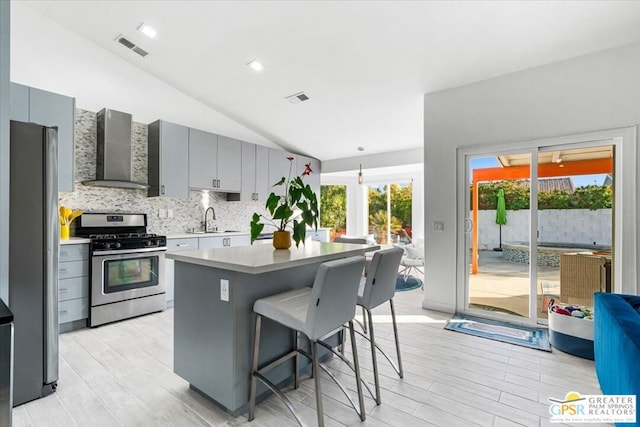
8,121 -> 59,406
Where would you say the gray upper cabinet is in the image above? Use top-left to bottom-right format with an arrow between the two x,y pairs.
296,155 -> 321,198
148,120 -> 189,198
268,149 -> 321,199
268,148 -> 296,197
10,83 -> 76,192
241,142 -> 269,202
188,130 -> 241,193
9,83 -> 29,122
188,128 -> 217,190
216,135 -> 242,192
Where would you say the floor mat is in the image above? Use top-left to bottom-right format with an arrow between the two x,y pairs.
395,275 -> 423,292
444,313 -> 551,351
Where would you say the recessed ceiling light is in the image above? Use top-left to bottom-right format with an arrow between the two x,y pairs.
247,60 -> 264,72
137,23 -> 157,39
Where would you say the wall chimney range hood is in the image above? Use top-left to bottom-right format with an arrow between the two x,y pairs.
82,108 -> 149,190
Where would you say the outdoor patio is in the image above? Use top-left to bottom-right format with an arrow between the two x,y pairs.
469,250 -> 561,318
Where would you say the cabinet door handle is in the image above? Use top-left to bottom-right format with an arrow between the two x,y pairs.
212,179 -> 216,188
60,251 -> 69,256
59,310 -> 68,315
59,288 -> 68,292
161,185 -> 166,195
59,268 -> 68,273
176,244 -> 189,247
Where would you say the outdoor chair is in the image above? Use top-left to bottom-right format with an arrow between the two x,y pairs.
399,242 -> 424,280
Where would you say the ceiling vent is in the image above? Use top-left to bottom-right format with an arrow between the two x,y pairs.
285,92 -> 310,104
116,35 -> 149,58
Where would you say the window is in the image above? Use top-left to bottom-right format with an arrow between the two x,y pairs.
320,185 -> 347,241
368,182 -> 412,244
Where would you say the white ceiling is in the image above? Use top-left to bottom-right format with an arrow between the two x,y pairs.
15,1 -> 640,162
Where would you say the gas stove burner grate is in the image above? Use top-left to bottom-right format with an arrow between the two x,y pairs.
90,232 -> 157,240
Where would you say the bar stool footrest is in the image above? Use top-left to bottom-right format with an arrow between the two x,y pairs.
253,372 -> 305,426
353,328 -> 403,378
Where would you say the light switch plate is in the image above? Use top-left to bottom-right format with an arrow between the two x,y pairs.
220,279 -> 229,302
167,209 -> 173,218
158,208 -> 166,218
432,221 -> 445,232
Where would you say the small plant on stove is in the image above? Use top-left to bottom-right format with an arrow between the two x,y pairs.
250,156 -> 318,247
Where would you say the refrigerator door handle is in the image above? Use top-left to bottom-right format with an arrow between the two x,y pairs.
44,127 -> 59,385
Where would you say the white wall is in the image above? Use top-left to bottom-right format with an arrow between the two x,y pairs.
322,147 -> 423,173
10,3 -> 276,149
424,42 -> 640,312
0,0 -> 9,301
476,209 -> 612,250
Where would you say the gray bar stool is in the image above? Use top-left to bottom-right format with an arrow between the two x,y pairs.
248,256 -> 367,427
355,247 -> 404,405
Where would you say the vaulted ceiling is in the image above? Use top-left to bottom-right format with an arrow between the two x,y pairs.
14,1 -> 640,162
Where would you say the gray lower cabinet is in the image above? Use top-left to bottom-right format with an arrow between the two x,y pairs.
166,238 -> 199,306
166,235 -> 251,306
10,82 -> 76,192
58,244 -> 89,331
148,120 -> 189,198
241,142 -> 269,202
199,235 -> 250,249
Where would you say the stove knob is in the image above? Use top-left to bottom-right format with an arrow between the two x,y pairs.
113,242 -> 121,249
103,242 -> 111,249
144,240 -> 152,247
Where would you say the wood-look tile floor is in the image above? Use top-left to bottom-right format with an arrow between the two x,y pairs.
13,289 -> 609,427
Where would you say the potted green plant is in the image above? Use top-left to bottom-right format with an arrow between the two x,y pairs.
250,156 -> 319,248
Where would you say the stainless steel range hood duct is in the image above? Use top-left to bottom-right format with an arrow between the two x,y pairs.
82,108 -> 149,190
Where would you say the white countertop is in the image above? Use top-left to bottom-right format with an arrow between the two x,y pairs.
167,241 -> 378,274
167,231 -> 250,239
167,228 -> 331,240
60,237 -> 91,245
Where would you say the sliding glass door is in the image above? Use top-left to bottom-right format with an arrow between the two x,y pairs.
460,141 -> 615,324
464,150 -> 533,321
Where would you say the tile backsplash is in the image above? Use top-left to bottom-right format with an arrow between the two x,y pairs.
59,109 -> 265,235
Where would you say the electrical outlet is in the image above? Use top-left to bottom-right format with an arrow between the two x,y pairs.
167,209 -> 173,218
220,279 -> 229,302
158,208 -> 166,218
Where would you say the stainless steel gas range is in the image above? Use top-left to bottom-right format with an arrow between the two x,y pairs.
75,213 -> 167,327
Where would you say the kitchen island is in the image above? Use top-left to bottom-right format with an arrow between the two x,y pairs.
167,241 -> 377,416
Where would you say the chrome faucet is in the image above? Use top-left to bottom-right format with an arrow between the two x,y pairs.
204,206 -> 216,232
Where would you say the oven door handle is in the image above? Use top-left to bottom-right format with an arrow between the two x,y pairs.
93,247 -> 168,256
